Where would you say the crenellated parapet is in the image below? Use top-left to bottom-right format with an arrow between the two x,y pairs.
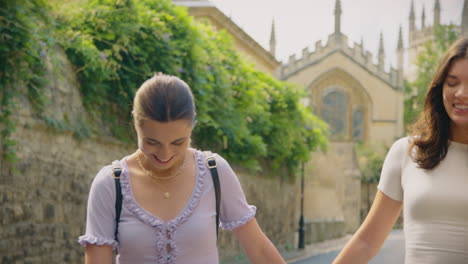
280,33 -> 403,90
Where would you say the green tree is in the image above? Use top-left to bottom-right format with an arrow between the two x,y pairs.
355,142 -> 387,221
404,25 -> 458,129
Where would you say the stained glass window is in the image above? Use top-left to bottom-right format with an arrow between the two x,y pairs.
322,90 -> 348,138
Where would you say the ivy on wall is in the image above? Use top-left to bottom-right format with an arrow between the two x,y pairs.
0,0 -> 48,166
2,0 -> 328,178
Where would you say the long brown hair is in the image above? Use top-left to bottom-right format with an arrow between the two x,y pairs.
409,37 -> 468,169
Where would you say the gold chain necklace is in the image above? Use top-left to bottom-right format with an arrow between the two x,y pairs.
135,150 -> 186,199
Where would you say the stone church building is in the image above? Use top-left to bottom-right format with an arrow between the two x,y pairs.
279,1 -> 404,145
174,0 -> 468,241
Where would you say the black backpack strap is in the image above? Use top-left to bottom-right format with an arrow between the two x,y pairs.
204,151 -> 221,239
112,160 -> 122,243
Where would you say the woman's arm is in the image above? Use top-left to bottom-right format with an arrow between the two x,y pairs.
332,190 -> 402,264
84,244 -> 113,264
233,218 -> 286,264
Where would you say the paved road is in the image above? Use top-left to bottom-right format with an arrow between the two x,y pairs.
291,229 -> 405,264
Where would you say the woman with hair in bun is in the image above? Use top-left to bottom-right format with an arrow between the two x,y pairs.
79,73 -> 286,264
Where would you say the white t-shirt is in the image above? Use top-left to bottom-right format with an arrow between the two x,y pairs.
378,137 -> 468,264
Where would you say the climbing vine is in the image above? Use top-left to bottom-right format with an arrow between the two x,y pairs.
3,0 -> 328,177
0,0 -> 48,165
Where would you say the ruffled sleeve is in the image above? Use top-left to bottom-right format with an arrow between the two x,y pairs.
377,137 -> 409,201
78,165 -> 119,249
211,154 -> 256,231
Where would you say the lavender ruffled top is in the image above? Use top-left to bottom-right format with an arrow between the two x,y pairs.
78,150 -> 256,264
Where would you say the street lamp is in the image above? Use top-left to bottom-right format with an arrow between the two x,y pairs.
298,160 -> 305,249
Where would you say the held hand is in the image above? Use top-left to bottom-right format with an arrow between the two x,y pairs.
233,218 -> 286,264
332,191 -> 402,264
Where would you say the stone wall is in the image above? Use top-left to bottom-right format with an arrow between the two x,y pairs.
361,182 -> 403,228
0,50 -> 299,263
218,168 -> 299,262
304,219 -> 346,244
302,141 -> 361,243
0,124 -> 133,264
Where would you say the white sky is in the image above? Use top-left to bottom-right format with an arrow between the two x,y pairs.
210,0 -> 465,69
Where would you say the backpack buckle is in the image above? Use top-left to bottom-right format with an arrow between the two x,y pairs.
207,156 -> 217,169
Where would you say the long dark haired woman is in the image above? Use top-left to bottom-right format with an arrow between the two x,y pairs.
333,38 -> 468,263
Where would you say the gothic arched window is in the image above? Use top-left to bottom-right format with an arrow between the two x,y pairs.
352,107 -> 364,141
322,90 -> 348,138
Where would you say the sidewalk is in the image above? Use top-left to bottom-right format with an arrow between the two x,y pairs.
283,234 -> 352,263
220,234 -> 352,264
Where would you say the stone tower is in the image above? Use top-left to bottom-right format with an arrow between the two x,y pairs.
434,0 -> 440,26
270,19 -> 276,57
378,32 -> 385,72
397,25 -> 404,75
463,0 -> 468,37
409,0 -> 416,33
334,0 -> 342,35
421,5 -> 426,29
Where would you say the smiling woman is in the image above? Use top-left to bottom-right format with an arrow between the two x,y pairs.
78,73 -> 286,264
442,58 -> 468,142
333,37 -> 468,264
